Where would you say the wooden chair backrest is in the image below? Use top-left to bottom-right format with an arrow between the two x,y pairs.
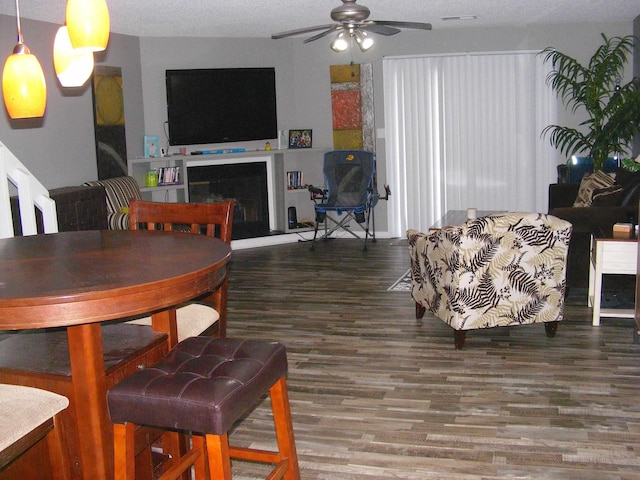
128,199 -> 234,244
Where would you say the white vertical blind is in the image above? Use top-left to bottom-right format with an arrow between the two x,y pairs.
383,51 -> 560,236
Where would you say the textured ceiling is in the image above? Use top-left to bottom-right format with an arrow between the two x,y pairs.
0,0 -> 638,39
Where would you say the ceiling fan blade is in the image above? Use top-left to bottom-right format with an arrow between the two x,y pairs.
360,23 -> 401,36
303,25 -> 343,43
370,20 -> 433,31
271,24 -> 337,40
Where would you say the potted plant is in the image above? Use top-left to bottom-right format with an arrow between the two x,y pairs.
541,34 -> 640,171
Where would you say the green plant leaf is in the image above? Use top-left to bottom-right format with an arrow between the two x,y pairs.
540,34 -> 640,170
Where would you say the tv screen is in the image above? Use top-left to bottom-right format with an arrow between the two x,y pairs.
166,68 -> 277,146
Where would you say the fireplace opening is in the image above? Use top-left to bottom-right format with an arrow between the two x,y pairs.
187,162 -> 270,239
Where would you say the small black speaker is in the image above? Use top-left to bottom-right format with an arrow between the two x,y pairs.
288,206 -> 297,228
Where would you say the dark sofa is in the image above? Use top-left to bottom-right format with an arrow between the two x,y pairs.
548,168 -> 640,288
10,184 -> 108,236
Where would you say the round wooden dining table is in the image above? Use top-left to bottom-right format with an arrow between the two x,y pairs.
0,230 -> 231,480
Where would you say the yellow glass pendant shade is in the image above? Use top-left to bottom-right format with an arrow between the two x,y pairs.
2,44 -> 47,119
54,26 -> 94,87
66,0 -> 110,52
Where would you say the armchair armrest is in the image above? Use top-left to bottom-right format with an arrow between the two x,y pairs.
548,183 -> 579,211
308,185 -> 327,201
107,211 -> 130,230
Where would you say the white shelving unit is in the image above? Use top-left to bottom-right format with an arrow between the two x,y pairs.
128,156 -> 187,203
283,148 -> 327,232
128,147 -> 328,234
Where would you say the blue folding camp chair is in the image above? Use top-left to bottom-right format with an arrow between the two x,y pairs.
308,150 -> 390,251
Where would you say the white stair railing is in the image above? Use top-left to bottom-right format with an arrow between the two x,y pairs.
0,141 -> 58,238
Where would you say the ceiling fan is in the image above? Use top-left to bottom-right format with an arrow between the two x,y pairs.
271,0 -> 432,52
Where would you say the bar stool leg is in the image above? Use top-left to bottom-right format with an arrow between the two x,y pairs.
113,423 -> 136,480
270,377 -> 301,480
205,433 -> 232,480
191,435 -> 208,479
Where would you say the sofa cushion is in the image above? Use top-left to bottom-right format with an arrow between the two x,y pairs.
613,168 -> 640,207
613,168 -> 640,189
590,185 -> 625,207
573,170 -> 615,207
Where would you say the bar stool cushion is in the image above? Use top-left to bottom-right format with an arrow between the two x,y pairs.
107,337 -> 287,435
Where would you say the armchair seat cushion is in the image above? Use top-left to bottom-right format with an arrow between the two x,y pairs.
408,212 -> 572,331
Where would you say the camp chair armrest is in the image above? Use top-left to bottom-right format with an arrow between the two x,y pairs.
308,185 -> 327,200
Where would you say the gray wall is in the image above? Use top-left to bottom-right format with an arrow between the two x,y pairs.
0,15 -> 634,231
141,21 -> 633,232
0,15 -> 144,189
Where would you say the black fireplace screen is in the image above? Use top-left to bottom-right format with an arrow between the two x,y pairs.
187,162 -> 269,239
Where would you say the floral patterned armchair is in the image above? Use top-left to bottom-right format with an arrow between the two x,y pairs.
407,212 -> 572,349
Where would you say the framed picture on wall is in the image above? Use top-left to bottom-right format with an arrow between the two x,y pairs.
144,135 -> 160,158
288,129 -> 312,149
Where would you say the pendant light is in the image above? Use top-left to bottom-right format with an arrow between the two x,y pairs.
53,26 -> 94,87
66,0 -> 110,52
2,0 -> 47,119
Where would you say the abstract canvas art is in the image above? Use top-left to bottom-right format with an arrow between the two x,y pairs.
329,63 -> 375,152
92,66 -> 128,180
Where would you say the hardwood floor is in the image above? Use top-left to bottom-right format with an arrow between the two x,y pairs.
225,238 -> 640,479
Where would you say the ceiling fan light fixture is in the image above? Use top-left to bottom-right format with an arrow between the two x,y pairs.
354,30 -> 373,51
271,0 -> 432,48
330,32 -> 349,52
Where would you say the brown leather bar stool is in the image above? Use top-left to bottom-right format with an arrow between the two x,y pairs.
107,337 -> 300,480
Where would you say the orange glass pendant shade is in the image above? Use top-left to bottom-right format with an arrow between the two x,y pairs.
2,44 -> 47,119
66,0 -> 110,52
54,26 -> 94,87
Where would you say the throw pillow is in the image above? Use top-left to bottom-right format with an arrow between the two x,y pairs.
573,170 -> 615,207
590,185 -> 625,207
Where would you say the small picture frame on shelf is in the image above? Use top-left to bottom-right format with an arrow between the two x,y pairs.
144,135 -> 160,158
288,129 -> 312,149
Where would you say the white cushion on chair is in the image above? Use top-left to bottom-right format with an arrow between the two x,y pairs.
0,384 -> 69,453
125,303 -> 220,342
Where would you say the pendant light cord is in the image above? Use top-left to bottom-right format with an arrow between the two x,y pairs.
15,0 -> 23,44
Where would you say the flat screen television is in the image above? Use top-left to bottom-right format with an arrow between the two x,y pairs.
166,67 -> 277,146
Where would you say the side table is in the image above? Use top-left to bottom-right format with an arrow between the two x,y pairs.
588,235 -> 638,326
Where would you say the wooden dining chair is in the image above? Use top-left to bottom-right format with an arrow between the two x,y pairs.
0,384 -> 70,479
125,199 -> 234,339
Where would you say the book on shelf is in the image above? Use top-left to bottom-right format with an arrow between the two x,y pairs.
287,171 -> 305,190
156,166 -> 181,186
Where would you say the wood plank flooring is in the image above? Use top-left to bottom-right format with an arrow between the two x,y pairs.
225,238 -> 640,480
